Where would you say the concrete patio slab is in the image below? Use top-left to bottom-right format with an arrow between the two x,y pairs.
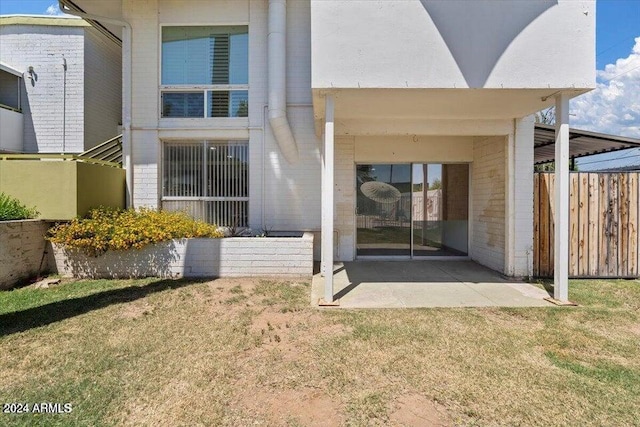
311,261 -> 552,308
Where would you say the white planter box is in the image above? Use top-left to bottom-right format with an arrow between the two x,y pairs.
52,232 -> 314,279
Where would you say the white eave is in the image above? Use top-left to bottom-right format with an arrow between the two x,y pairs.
0,62 -> 23,77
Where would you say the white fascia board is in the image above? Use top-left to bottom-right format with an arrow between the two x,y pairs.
0,62 -> 23,77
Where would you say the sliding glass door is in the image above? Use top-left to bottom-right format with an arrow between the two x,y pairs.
356,164 -> 412,256
356,163 -> 469,257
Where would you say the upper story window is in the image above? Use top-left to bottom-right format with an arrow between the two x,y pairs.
161,26 -> 248,118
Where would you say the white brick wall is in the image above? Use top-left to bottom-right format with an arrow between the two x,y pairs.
83,28 -> 122,148
512,116 -> 535,276
0,20 -> 121,153
0,220 -> 54,289
335,136 -> 355,261
0,24 -> 85,152
132,130 -> 159,208
53,233 -> 314,278
125,0 -> 159,208
470,136 -> 506,273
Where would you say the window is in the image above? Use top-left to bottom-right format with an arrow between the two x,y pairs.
162,141 -> 249,227
0,70 -> 22,112
161,26 -> 248,118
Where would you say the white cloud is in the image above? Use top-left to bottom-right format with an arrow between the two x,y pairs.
571,37 -> 640,138
45,4 -> 64,16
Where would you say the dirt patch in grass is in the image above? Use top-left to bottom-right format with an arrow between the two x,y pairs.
235,387 -> 343,426
1,277 -> 639,426
628,323 -> 640,336
119,300 -> 154,319
390,393 -> 451,427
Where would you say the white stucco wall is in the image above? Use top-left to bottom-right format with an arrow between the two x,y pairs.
0,108 -> 23,152
470,135 -> 506,273
126,0 -> 322,234
122,0 -> 536,274
311,0 -> 595,90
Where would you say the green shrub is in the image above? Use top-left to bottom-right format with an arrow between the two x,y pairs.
48,207 -> 223,255
0,193 -> 39,221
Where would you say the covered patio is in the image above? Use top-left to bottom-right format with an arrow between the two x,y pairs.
318,93 -> 575,305
312,261 -> 552,308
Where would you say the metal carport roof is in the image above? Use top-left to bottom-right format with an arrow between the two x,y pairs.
534,124 -> 640,165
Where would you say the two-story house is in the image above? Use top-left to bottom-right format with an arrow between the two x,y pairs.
59,0 -> 595,303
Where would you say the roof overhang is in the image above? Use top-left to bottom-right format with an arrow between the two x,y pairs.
58,0 -> 122,45
0,62 -> 23,77
0,15 -> 89,27
534,124 -> 640,164
312,88 -> 590,136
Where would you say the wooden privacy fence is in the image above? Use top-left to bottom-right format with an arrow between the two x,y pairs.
534,172 -> 639,278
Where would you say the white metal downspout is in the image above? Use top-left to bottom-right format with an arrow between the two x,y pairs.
59,1 -> 134,208
268,0 -> 299,163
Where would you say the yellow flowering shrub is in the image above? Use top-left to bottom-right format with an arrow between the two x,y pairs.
48,208 -> 223,255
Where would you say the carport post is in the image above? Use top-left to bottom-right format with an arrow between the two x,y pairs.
554,93 -> 570,301
322,94 -> 335,302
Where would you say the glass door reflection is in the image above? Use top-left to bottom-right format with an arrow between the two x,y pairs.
412,164 -> 469,256
356,164 -> 412,256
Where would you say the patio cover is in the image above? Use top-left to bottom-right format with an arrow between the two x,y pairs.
534,124 -> 640,165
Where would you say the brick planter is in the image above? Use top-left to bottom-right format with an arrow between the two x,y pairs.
52,232 -> 314,279
0,220 -> 54,290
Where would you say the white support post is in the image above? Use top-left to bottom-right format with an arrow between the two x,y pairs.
505,130 -> 516,277
322,94 -> 335,302
554,93 -> 570,301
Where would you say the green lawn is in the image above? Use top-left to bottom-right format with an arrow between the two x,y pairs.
1,277 -> 639,426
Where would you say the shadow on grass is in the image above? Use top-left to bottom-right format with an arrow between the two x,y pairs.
533,278 -> 554,296
0,278 -> 210,337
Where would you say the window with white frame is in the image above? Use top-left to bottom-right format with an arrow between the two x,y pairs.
161,26 -> 248,118
162,141 -> 249,227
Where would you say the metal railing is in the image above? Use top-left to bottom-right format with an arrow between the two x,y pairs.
80,134 -> 123,166
0,153 -> 121,168
0,134 -> 123,168
0,103 -> 21,113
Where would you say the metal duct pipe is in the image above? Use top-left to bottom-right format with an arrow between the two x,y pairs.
268,0 -> 299,163
59,0 -> 134,208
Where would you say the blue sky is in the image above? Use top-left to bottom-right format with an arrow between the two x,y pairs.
596,0 -> 640,69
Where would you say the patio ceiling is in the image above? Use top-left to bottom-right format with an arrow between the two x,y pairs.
534,124 -> 640,165
312,88 -> 589,136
